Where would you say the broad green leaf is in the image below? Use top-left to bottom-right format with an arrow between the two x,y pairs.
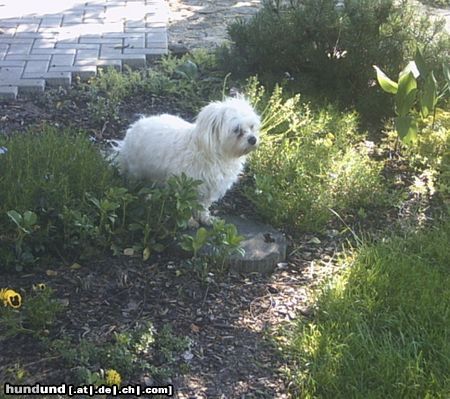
7,210 -> 22,227
175,60 -> 199,80
395,71 -> 417,117
23,210 -> 37,226
420,72 -> 437,118
414,48 -> 428,77
195,227 -> 209,245
395,116 -> 418,145
401,60 -> 420,79
373,65 -> 398,94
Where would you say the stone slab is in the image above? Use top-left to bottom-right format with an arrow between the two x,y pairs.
223,215 -> 287,274
177,215 -> 287,275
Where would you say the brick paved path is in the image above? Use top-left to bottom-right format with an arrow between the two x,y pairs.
0,0 -> 169,100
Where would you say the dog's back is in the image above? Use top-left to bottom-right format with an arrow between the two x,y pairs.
118,114 -> 194,181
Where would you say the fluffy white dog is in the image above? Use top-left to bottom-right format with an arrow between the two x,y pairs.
117,97 -> 260,225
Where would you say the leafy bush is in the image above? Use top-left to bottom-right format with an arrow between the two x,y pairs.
0,127 -> 116,214
245,81 -> 388,232
219,0 -> 450,123
283,220 -> 450,398
0,128 -> 118,268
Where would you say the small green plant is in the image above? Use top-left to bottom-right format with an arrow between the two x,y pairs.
50,321 -> 189,385
374,50 -> 450,144
5,210 -> 39,269
0,286 -> 62,339
181,220 -> 244,280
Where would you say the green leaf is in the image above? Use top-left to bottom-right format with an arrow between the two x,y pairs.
143,247 -> 151,261
195,227 -> 209,246
23,210 -> 37,226
401,60 -> 420,79
373,65 -> 398,94
443,63 -> 450,86
7,210 -> 23,227
395,116 -> 418,145
395,71 -> 417,117
414,48 -> 428,77
420,71 -> 437,119
175,60 -> 199,80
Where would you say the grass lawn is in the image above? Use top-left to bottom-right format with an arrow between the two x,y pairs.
286,221 -> 450,398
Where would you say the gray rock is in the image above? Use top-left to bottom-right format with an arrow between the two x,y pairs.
222,215 -> 287,275
173,215 -> 287,274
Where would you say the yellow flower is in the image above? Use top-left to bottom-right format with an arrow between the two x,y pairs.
105,369 -> 121,386
0,288 -> 22,308
32,283 -> 46,291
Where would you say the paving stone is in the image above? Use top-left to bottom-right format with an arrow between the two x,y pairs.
6,54 -> 52,61
24,60 -> 49,74
224,215 -> 287,274
0,60 -> 26,67
15,79 -> 46,93
49,65 -> 97,81
31,48 -> 77,55
0,85 -> 18,100
50,54 -> 76,67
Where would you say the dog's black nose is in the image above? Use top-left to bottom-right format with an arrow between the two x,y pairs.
248,136 -> 257,145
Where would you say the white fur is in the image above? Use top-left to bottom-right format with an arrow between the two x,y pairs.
118,97 -> 260,224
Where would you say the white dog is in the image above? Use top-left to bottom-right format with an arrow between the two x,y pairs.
117,97 -> 260,225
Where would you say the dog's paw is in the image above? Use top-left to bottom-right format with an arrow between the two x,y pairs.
198,211 -> 219,226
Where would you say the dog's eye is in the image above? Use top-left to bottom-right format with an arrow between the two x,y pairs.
250,124 -> 255,131
233,125 -> 241,134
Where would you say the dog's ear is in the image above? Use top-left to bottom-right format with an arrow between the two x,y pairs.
194,102 -> 228,153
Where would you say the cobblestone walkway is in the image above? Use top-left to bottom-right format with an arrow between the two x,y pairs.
0,0 -> 169,99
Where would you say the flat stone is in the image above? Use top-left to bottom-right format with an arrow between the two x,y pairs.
176,214 -> 287,275
222,215 -> 287,274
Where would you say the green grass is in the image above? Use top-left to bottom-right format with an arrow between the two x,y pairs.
285,221 -> 450,398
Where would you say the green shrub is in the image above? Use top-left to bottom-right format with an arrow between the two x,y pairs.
245,81 -> 388,232
0,128 -> 118,268
220,0 -> 450,123
283,220 -> 450,398
0,127 -> 117,213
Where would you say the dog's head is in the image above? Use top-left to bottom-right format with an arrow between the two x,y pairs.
194,97 -> 260,158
